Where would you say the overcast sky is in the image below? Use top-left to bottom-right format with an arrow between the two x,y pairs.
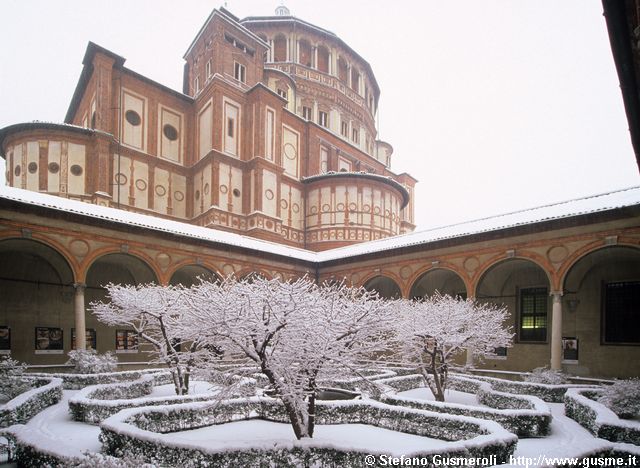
1,0 -> 638,230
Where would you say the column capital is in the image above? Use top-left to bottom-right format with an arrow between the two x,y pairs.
73,282 -> 87,291
550,290 -> 563,298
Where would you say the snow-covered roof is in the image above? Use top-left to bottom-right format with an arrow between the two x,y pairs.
0,184 -> 639,264
316,186 -> 640,262
0,185 -> 317,263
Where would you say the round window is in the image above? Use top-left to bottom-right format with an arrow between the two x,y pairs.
70,164 -> 83,176
48,162 -> 60,174
163,124 -> 178,141
28,162 -> 38,174
14,165 -> 21,177
125,110 -> 141,126
232,188 -> 241,197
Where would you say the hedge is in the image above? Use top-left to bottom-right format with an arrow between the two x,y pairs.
27,369 -> 170,390
98,397 -> 517,467
376,374 -> 551,437
564,388 -> 640,446
0,377 -> 63,428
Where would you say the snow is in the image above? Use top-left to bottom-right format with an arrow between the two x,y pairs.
1,183 -> 639,262
3,383 -> 637,466
397,387 -> 482,407
169,419 -> 455,454
149,380 -> 217,397
6,390 -> 101,458
496,403 -> 613,467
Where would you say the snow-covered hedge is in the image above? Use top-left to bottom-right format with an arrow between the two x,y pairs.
376,374 -> 551,437
564,388 -> 640,445
0,377 -> 62,428
99,397 -> 517,467
463,373 -> 592,402
27,369 -> 169,390
69,375 -> 237,424
0,425 -> 151,467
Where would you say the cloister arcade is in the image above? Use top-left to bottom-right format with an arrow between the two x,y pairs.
0,199 -> 638,378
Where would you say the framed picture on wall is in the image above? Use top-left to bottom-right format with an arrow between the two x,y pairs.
71,328 -> 97,350
562,337 -> 579,363
35,327 -> 64,354
0,326 -> 10,355
115,330 -> 138,353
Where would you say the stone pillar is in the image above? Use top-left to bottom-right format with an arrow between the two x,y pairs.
465,347 -> 475,367
550,291 -> 563,370
74,283 -> 87,350
313,46 -> 318,69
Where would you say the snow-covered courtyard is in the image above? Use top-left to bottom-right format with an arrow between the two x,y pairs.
2,278 -> 639,466
1,368 -> 639,467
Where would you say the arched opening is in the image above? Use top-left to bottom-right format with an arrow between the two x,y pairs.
273,35 -> 287,62
350,68 -> 360,94
409,269 -> 466,299
0,239 -> 75,363
563,246 -> 640,378
317,45 -> 329,73
337,56 -> 348,83
476,258 -> 550,370
85,253 -> 157,357
169,265 -> 220,287
363,275 -> 401,299
298,39 -> 312,67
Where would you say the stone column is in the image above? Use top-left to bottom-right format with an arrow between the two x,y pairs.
465,346 -> 475,367
74,283 -> 87,350
550,291 -> 563,370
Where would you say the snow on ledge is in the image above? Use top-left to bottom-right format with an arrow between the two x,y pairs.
1,184 -> 639,263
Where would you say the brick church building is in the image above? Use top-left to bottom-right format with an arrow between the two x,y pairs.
1,6 -> 639,378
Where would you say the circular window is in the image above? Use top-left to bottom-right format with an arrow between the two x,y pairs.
28,162 -> 38,174
265,189 -> 274,200
283,143 -> 297,160
204,183 -> 210,195
292,203 -> 300,213
48,162 -> 60,174
280,199 -> 288,209
125,110 -> 141,126
220,185 -> 228,194
135,179 -> 147,191
115,173 -> 128,185
155,185 -> 167,197
14,165 -> 21,177
232,188 -> 241,197
174,190 -> 185,201
70,165 -> 83,176
163,124 -> 178,141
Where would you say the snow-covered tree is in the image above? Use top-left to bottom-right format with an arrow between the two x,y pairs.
92,284 -> 207,395
524,366 -> 569,385
395,293 -> 513,402
0,356 -> 31,403
66,349 -> 118,374
598,378 -> 640,419
182,276 -> 396,439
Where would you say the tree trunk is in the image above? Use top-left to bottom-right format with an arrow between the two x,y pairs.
420,347 -> 447,402
307,391 -> 316,438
